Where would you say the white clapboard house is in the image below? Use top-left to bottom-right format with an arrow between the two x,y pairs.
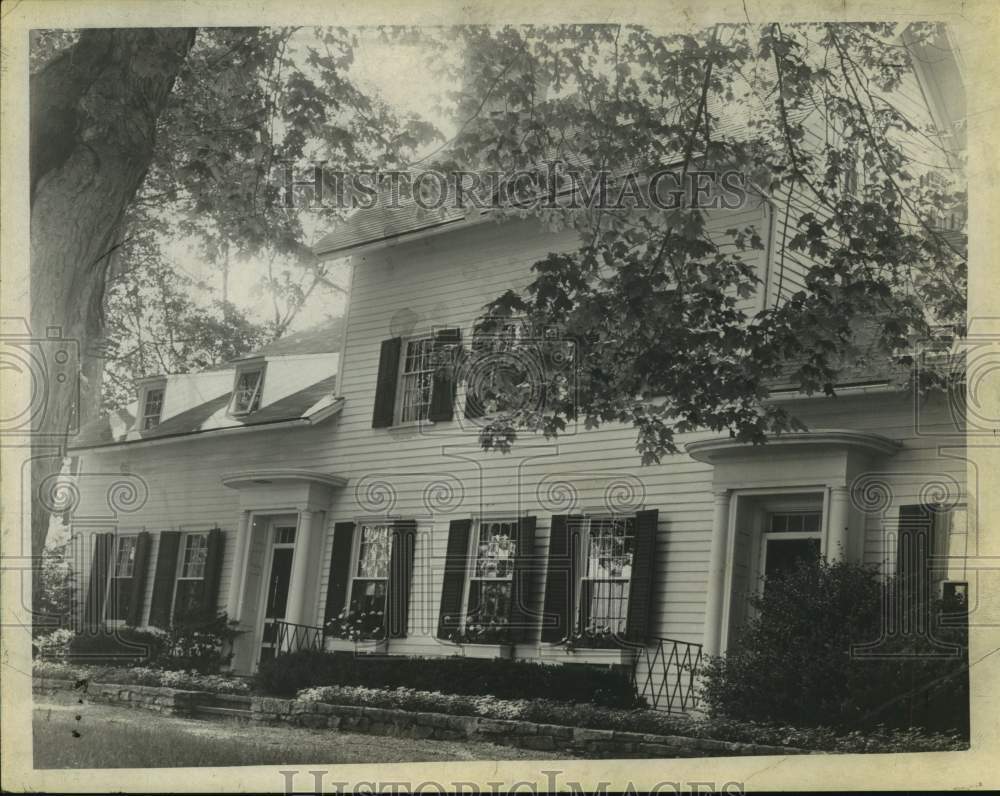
62,25 -> 968,710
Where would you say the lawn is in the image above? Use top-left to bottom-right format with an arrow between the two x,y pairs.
33,698 -> 566,768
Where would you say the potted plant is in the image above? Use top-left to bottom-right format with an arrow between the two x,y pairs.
443,615 -> 513,659
324,606 -> 388,654
541,622 -> 640,666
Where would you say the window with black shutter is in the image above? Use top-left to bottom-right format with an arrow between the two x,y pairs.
372,329 -> 461,428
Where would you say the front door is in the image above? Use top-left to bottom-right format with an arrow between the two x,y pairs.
258,523 -> 297,665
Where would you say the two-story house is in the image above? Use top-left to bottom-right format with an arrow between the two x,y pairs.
63,23 -> 968,709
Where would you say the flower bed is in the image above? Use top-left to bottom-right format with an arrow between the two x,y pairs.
296,684 -> 968,754
33,660 -> 251,694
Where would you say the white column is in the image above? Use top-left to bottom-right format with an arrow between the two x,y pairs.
827,486 -> 851,562
702,490 -> 731,657
283,510 -> 313,627
224,510 -> 251,621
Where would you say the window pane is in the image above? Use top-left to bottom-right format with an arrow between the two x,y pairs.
356,525 -> 391,578
114,537 -> 136,578
181,534 -> 208,579
474,520 -> 517,579
467,579 -> 512,626
233,369 -> 263,413
143,388 -> 164,430
400,338 -> 434,422
582,579 -> 630,633
585,517 -> 634,579
350,579 -> 387,614
768,512 -> 821,534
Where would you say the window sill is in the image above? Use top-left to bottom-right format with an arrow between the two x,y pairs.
538,644 -> 638,667
386,418 -> 437,430
324,637 -> 388,655
447,641 -> 513,659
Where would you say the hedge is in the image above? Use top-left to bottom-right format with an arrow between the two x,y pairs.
254,649 -> 639,708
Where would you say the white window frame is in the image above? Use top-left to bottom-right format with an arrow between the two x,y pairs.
395,335 -> 436,425
346,523 -> 393,619
230,363 -> 266,416
751,497 -> 825,599
462,517 -> 519,631
577,514 -> 636,635
170,531 -> 210,622
141,386 -> 165,430
103,534 -> 138,624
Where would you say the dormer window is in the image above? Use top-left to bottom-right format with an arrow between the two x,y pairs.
231,365 -> 265,416
141,387 -> 165,430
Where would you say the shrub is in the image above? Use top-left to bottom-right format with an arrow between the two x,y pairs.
65,613 -> 240,673
32,543 -> 77,647
33,660 -> 251,694
254,649 -> 638,707
699,559 -> 969,736
296,683 -> 966,753
152,612 -> 242,673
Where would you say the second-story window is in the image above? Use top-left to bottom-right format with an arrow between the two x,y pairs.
231,366 -> 264,415
141,387 -> 164,430
398,337 -> 435,423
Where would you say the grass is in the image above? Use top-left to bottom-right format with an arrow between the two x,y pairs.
32,698 -> 565,768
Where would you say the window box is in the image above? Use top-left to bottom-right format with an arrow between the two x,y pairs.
324,637 -> 388,655
456,642 -> 513,660
539,644 -> 638,667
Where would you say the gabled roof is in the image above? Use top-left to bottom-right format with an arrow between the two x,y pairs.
70,320 -> 344,452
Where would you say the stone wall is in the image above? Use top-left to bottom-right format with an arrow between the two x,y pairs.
34,676 -> 201,717
251,696 -> 806,759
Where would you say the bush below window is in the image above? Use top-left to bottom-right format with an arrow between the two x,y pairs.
64,613 -> 241,674
33,660 -> 250,694
254,649 -> 638,707
699,559 -> 969,736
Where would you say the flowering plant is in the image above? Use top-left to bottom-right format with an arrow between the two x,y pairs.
443,614 -> 511,645
325,606 -> 386,642
560,622 -> 628,651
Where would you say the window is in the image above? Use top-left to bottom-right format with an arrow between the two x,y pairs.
348,524 -> 393,620
398,337 -> 435,423
141,387 -> 164,430
231,366 -> 264,415
761,511 -> 822,588
467,322 -> 524,417
173,532 -> 208,620
179,533 -> 208,579
580,516 -> 635,634
105,535 -> 137,622
466,519 -> 518,628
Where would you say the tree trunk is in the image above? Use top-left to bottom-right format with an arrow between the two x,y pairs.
29,28 -> 196,557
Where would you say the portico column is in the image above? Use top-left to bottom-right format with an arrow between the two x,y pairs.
702,489 -> 732,657
827,486 -> 851,562
224,510 -> 251,621
283,510 -> 314,628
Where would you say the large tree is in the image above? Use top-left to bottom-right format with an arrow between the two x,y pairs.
433,23 -> 966,461
28,27 -> 433,555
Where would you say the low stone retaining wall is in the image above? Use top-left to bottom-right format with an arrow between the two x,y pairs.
34,676 -> 805,758
34,676 -> 201,717
251,697 -> 806,759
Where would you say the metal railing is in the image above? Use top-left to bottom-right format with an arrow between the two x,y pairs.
273,620 -> 324,655
632,636 -> 704,713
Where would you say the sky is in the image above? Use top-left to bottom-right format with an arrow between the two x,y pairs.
170,30 -> 461,333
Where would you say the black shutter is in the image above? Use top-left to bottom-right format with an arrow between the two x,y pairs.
148,531 -> 181,628
324,522 -> 355,624
896,504 -> 935,626
625,508 -> 659,643
372,337 -> 402,428
437,518 -> 472,639
200,528 -> 225,619
387,519 -> 417,638
125,532 -> 152,627
540,515 -> 582,642
83,532 -> 113,629
509,516 -> 538,642
428,328 -> 461,423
